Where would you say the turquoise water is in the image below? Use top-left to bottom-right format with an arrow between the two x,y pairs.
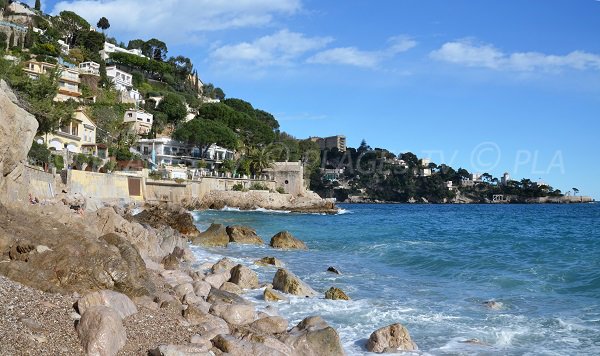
191,203 -> 600,355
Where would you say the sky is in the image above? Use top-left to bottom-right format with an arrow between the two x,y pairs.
28,0 -> 600,198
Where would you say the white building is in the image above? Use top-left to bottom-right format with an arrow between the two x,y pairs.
100,42 -> 147,61
501,172 -> 511,186
57,39 -> 70,55
124,109 -> 153,135
136,138 -> 234,168
105,66 -> 133,91
79,61 -> 100,76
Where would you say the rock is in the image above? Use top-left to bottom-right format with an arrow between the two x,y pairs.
149,343 -> 212,356
160,270 -> 193,287
35,245 -> 52,254
211,257 -> 236,273
212,334 -> 288,356
192,281 -> 211,299
249,316 -> 289,334
272,268 -> 317,297
204,271 -> 231,289
483,300 -> 503,310
210,302 -> 256,326
77,290 -> 138,319
207,288 -> 250,306
0,79 -> 38,200
161,247 -> 185,270
269,231 -> 308,250
191,223 -> 229,247
19,317 -> 43,332
226,225 -> 264,245
279,316 -> 344,356
76,306 -> 127,356
190,335 -> 212,349
325,287 -> 350,301
174,283 -> 194,300
220,281 -> 243,295
182,292 -> 204,306
182,305 -> 229,338
366,323 -> 417,353
157,295 -> 183,315
327,266 -> 341,275
132,204 -> 199,236
264,288 -> 287,302
229,264 -> 259,289
255,256 -> 285,267
133,295 -> 159,311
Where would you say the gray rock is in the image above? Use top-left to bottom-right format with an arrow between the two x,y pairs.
76,306 -> 127,356
210,302 -> 256,326
192,280 -> 211,299
229,264 -> 259,289
203,271 -> 231,289
207,287 -> 250,306
211,257 -> 236,273
174,283 -> 194,300
279,316 -> 344,356
220,281 -> 243,295
249,316 -> 289,334
191,223 -> 229,247
255,257 -> 285,267
212,334 -> 288,356
149,343 -> 212,356
272,268 -> 317,297
366,323 -> 418,353
77,290 -> 138,320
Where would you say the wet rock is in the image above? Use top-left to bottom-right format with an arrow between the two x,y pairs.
272,268 -> 317,297
263,288 -> 287,302
229,264 -> 259,289
279,316 -> 344,356
226,225 -> 264,245
76,306 -> 127,356
269,231 -> 308,250
191,224 -> 229,247
220,281 -> 243,295
325,287 -> 350,301
77,290 -> 138,320
255,257 -> 284,267
327,266 -> 341,275
207,288 -> 250,306
211,257 -> 236,273
366,323 -> 417,353
483,300 -> 503,310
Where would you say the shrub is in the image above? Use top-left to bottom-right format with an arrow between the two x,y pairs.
102,160 -> 117,172
276,187 -> 285,194
174,178 -> 185,184
148,170 -> 162,180
27,141 -> 50,167
232,183 -> 244,191
249,182 -> 269,191
52,154 -> 64,170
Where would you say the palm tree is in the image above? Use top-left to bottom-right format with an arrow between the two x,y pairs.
573,187 -> 579,196
247,148 -> 274,176
97,17 -> 110,33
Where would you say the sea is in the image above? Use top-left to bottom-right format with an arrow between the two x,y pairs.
190,203 -> 600,355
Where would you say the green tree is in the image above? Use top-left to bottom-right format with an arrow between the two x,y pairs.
35,0 -> 41,10
157,93 -> 187,125
223,98 -> 256,119
214,87 -> 225,100
142,38 -> 167,61
24,26 -> 35,49
246,147 -> 274,175
97,17 -> 110,32
54,11 -> 90,46
127,39 -> 145,50
83,31 -> 105,53
28,141 -> 50,167
0,33 -> 7,51
255,109 -> 279,129
173,118 -> 238,155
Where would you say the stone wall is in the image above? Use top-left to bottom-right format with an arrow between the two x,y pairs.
265,162 -> 305,196
68,170 -> 144,202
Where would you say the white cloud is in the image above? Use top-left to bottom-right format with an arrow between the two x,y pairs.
51,0 -> 301,43
209,29 -> 332,67
430,40 -> 600,72
307,47 -> 380,68
307,35 -> 417,68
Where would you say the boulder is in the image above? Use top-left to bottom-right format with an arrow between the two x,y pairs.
366,323 -> 417,353
204,271 -> 231,289
226,226 -> 264,245
325,287 -> 350,301
229,264 -> 259,289
149,343 -> 212,356
76,306 -> 127,356
161,247 -> 184,270
210,302 -> 256,326
174,283 -> 194,300
211,257 -> 236,273
255,257 -> 285,268
207,288 -> 250,306
0,79 -> 38,200
272,269 -> 317,297
132,204 -> 199,236
249,316 -> 289,334
182,305 -> 229,338
279,316 -> 344,356
264,288 -> 287,302
160,270 -> 193,287
192,281 -> 211,299
191,224 -> 229,247
269,231 -> 308,250
220,281 -> 243,295
212,334 -> 288,356
77,290 -> 138,320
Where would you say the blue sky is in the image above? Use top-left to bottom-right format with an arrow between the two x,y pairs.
31,0 -> 600,198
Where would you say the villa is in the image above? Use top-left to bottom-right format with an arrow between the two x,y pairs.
78,61 -> 100,76
136,138 -> 234,168
105,65 -> 132,91
22,60 -> 81,101
39,109 -> 99,155
99,42 -> 147,61
124,109 -> 153,135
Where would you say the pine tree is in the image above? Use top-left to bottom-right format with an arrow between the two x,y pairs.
35,0 -> 41,11
9,31 -> 15,49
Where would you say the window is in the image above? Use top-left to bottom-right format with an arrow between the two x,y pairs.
128,113 -> 133,117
